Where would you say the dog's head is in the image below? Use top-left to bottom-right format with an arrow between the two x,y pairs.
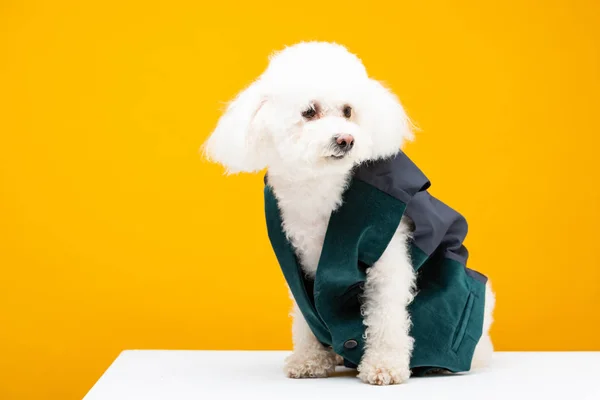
203,42 -> 412,176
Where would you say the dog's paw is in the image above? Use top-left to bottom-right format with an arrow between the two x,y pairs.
284,349 -> 337,378
357,360 -> 410,385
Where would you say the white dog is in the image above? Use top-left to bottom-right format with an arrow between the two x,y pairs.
203,42 -> 495,385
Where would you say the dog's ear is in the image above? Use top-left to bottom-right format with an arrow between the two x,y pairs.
202,79 -> 270,174
363,79 -> 414,158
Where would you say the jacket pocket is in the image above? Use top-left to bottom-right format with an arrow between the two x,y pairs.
452,292 -> 474,352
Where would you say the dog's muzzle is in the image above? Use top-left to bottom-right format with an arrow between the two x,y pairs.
330,134 -> 355,158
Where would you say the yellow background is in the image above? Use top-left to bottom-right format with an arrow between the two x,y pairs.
1,1 -> 599,399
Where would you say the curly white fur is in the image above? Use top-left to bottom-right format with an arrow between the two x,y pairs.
204,41 -> 495,385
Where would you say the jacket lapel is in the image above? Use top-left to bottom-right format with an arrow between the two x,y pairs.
263,184 -> 332,345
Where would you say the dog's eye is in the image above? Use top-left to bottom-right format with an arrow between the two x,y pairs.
302,107 -> 317,119
343,105 -> 352,118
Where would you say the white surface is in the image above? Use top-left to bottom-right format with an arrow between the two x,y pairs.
84,351 -> 600,400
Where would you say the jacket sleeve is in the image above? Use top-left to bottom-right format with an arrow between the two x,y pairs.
405,191 -> 469,269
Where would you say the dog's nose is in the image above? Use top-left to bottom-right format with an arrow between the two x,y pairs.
335,134 -> 355,151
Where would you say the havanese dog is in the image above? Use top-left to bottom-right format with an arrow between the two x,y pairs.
203,41 -> 495,385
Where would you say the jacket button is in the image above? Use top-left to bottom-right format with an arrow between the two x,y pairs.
344,339 -> 358,349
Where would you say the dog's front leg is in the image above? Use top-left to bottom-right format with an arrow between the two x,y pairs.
284,298 -> 339,378
357,224 -> 416,385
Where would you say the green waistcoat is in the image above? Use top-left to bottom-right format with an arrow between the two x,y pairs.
264,152 -> 487,376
